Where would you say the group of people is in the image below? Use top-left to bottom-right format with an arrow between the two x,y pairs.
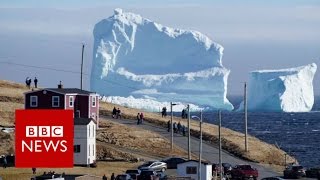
102,172 -> 115,180
161,107 -> 167,117
136,112 -> 144,125
112,107 -> 122,119
25,77 -> 38,89
167,120 -> 186,136
181,108 -> 188,119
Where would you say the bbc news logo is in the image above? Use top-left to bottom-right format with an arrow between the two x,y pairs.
23,126 -> 67,153
15,110 -> 74,167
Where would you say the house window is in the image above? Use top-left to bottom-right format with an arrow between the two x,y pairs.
74,145 -> 80,153
186,166 -> 197,174
69,96 -> 74,107
89,144 -> 91,156
92,96 -> 96,107
88,125 -> 91,137
52,96 -> 60,107
30,96 -> 38,107
93,144 -> 94,156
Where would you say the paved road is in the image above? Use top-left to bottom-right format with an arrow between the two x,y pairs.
101,115 -> 281,179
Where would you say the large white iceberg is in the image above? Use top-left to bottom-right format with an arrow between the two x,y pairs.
239,63 -> 317,112
91,8 -> 233,111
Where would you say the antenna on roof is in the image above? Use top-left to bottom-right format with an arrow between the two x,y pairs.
58,81 -> 63,89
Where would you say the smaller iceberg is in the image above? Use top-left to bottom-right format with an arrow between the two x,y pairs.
239,63 -> 317,112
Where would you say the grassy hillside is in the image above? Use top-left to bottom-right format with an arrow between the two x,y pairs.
0,80 -> 296,169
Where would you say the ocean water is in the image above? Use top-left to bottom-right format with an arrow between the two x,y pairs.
201,96 -> 320,168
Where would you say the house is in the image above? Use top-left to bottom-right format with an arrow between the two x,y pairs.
24,83 -> 99,166
177,160 -> 212,180
24,83 -> 99,127
74,118 -> 96,165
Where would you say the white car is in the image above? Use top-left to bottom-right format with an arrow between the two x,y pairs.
138,161 -> 167,172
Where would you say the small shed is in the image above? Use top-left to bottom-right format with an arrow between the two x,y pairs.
177,160 -> 212,180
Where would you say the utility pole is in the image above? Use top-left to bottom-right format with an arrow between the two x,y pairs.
198,110 -> 203,180
244,82 -> 248,152
170,102 -> 174,151
80,44 -> 85,90
219,110 -> 223,180
187,104 -> 191,160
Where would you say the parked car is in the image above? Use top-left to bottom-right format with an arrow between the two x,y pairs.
138,161 -> 167,172
283,165 -> 306,179
222,163 -> 233,174
261,177 -> 285,180
306,167 -> 320,178
116,174 -> 131,180
126,169 -> 141,180
161,157 -> 187,169
230,164 -> 258,180
137,170 -> 159,180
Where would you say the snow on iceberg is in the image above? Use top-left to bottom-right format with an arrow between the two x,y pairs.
91,8 -> 233,111
239,63 -> 317,112
101,96 -> 204,112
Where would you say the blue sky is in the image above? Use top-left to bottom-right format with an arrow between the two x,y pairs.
0,0 -> 319,96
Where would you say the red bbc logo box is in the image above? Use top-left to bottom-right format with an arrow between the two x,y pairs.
15,110 -> 74,167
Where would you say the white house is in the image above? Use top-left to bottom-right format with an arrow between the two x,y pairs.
74,118 -> 96,165
177,160 -> 212,180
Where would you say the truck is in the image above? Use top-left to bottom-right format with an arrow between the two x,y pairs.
230,164 -> 258,180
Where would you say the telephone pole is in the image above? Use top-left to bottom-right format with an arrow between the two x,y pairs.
187,104 -> 191,160
80,44 -> 84,90
218,110 -> 223,180
244,82 -> 248,152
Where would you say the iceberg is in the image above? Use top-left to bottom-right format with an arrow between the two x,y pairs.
91,8 -> 233,111
239,63 -> 317,112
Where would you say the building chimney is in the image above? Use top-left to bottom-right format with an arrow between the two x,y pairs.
58,81 -> 63,89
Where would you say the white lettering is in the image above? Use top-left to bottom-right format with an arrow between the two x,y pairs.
34,140 -> 42,152
60,140 -> 67,152
52,126 -> 63,137
22,140 -> 33,152
26,126 -> 37,137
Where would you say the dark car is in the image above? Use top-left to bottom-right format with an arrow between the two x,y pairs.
161,157 -> 187,169
222,163 -> 233,174
126,169 -> 141,180
261,177 -> 285,180
283,165 -> 306,179
306,167 -> 320,178
137,170 -> 158,180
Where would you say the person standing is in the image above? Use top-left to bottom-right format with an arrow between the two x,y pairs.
3,156 -> 7,168
34,77 -> 38,88
137,113 -> 141,125
111,173 -> 115,180
177,121 -> 181,133
140,112 -> 144,124
112,107 -> 117,118
102,174 -> 108,180
167,120 -> 170,132
182,125 -> 186,136
32,167 -> 37,174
